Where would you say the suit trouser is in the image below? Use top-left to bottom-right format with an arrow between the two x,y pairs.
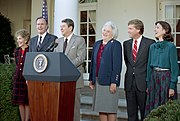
126,76 -> 146,121
73,88 -> 80,121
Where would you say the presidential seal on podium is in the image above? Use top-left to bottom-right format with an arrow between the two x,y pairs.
33,54 -> 48,73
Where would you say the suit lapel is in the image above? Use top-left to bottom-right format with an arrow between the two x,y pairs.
39,33 -> 49,51
34,36 -> 39,51
127,39 -> 134,63
94,40 -> 102,60
65,34 -> 76,54
58,38 -> 64,52
135,37 -> 146,62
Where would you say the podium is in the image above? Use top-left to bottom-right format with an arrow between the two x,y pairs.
23,52 -> 80,121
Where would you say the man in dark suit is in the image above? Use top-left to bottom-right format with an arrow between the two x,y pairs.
123,19 -> 155,121
29,16 -> 57,52
54,18 -> 86,121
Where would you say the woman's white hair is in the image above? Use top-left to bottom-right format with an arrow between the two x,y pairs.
102,21 -> 118,39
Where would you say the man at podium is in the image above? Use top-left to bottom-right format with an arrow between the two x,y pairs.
29,16 -> 57,52
54,18 -> 86,121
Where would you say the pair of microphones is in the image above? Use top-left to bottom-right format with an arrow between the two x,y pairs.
45,41 -> 58,52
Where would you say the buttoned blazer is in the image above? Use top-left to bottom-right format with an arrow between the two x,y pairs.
123,36 -> 155,91
89,39 -> 122,86
54,34 -> 86,88
29,33 -> 57,52
14,47 -> 29,81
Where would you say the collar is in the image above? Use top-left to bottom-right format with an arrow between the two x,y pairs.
155,40 -> 168,49
64,33 -> 73,43
39,32 -> 47,41
133,35 -> 142,43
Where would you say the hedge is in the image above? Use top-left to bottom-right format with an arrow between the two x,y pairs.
144,99 -> 180,121
0,63 -> 179,121
0,63 -> 20,121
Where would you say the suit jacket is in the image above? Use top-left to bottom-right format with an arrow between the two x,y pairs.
54,34 -> 86,88
29,33 -> 57,52
123,36 -> 155,91
89,39 -> 122,86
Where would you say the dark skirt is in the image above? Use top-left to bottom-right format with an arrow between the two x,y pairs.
145,70 -> 177,116
12,78 -> 29,105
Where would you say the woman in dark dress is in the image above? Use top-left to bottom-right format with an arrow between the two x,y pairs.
12,29 -> 30,121
145,21 -> 179,116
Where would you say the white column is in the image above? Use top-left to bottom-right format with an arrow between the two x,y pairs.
54,0 -> 78,37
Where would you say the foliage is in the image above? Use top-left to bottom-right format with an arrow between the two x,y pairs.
0,13 -> 16,63
0,63 -> 20,121
144,99 -> 180,121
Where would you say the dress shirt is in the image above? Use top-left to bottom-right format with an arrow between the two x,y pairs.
37,32 -> 47,45
64,33 -> 73,43
132,35 -> 142,51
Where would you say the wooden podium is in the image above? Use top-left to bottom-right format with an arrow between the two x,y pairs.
23,52 -> 80,121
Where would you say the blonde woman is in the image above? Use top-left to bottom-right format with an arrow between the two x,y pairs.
12,29 -> 30,121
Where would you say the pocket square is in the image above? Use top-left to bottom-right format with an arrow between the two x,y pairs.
71,46 -> 75,49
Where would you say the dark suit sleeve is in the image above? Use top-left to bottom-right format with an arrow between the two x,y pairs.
123,42 -> 127,65
146,45 -> 152,88
52,35 -> 58,40
111,41 -> 122,85
29,38 -> 33,52
146,40 -> 155,88
89,44 -> 95,82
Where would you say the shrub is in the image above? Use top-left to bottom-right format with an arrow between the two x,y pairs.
144,99 -> 180,121
0,13 -> 16,63
0,63 -> 20,121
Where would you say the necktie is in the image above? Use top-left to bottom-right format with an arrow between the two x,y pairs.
63,38 -> 68,53
38,36 -> 42,51
132,39 -> 138,62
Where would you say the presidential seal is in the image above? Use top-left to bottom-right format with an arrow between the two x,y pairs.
33,54 -> 48,73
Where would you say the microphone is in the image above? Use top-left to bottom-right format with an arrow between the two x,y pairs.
45,41 -> 58,52
49,42 -> 58,52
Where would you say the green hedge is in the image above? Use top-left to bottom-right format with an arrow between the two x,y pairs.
0,63 -> 20,121
144,99 -> 180,121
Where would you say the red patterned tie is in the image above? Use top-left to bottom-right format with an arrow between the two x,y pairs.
132,40 -> 137,61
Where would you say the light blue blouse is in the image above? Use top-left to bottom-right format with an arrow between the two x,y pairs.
146,40 -> 179,89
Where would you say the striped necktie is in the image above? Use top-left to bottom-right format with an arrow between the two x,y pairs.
132,39 -> 138,62
37,36 -> 42,51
